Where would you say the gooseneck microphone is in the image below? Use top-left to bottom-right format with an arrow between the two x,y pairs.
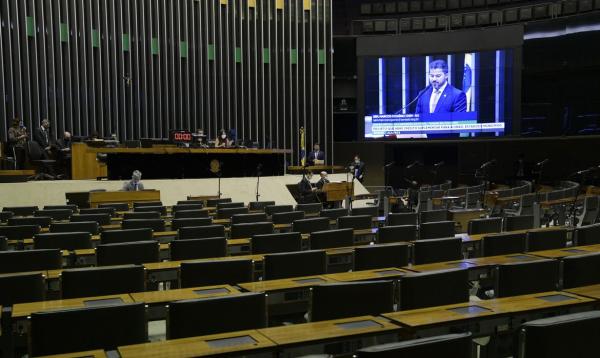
394,85 -> 431,115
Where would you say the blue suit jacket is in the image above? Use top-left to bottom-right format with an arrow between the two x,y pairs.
415,84 -> 467,115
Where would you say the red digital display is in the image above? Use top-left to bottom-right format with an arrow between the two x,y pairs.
170,130 -> 193,143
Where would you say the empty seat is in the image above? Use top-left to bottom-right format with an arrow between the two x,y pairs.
467,217 -> 502,235
123,212 -> 161,220
34,209 -> 73,221
574,223 -> 600,246
248,201 -> 276,211
179,259 -> 253,288
562,252 -> 600,289
133,205 -> 167,216
8,216 -> 52,228
206,198 -> 232,207
419,221 -> 455,240
387,212 -> 418,226
98,202 -> 130,211
96,241 -> 160,266
133,201 -> 163,208
0,211 -> 14,223
79,207 -> 116,217
230,222 -> 274,239
30,303 -> 147,356
527,228 -> 568,251
577,196 -> 599,226
351,206 -> 379,217
2,206 -> 38,216
122,219 -> 165,232
296,203 -> 323,215
419,210 -> 449,224
171,217 -> 212,230
399,269 -> 469,310
178,225 -> 225,240
265,204 -> 294,216
481,232 -> 527,257
173,209 -> 210,219
292,217 -> 330,234
355,332 -> 472,357
271,211 -> 305,225
0,224 -> 40,240
311,280 -> 394,321
413,237 -> 463,265
494,259 -> 559,298
263,250 -> 327,280
0,272 -> 45,305
100,228 -> 153,245
378,225 -> 417,244
167,293 -> 266,339
216,207 -> 249,219
0,249 -> 62,273
34,232 -> 92,250
44,204 -> 78,212
231,213 -> 268,224
171,204 -> 204,212
503,215 -> 535,231
50,221 -> 100,235
320,208 -> 349,220
252,232 -> 303,254
170,237 -> 227,261
310,228 -> 354,249
176,200 -> 205,207
337,215 -> 372,230
70,213 -> 112,225
61,265 -> 146,299
354,243 -> 410,270
216,202 -> 245,209
505,193 -> 536,216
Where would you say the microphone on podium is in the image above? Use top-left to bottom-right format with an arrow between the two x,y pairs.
536,158 -> 550,167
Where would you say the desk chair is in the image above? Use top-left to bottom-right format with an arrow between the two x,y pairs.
26,140 -> 57,180
70,213 -> 111,226
133,201 -> 163,208
0,272 -> 45,305
310,280 -> 394,321
505,193 -> 536,216
337,215 -> 372,230
171,217 -> 212,230
292,217 -> 330,234
230,222 -> 274,239
206,198 -> 232,207
494,259 -> 559,298
216,207 -> 249,219
34,232 -> 92,250
170,237 -> 227,261
574,223 -> 600,246
310,228 -> 354,250
179,259 -> 253,288
399,269 -> 469,310
0,249 -> 62,274
167,293 -> 266,339
8,216 -> 52,228
320,208 -> 348,220
481,232 -> 527,257
2,206 -> 38,216
419,210 -> 449,224
231,212 -> 268,224
263,250 -> 327,280
100,228 -> 153,245
44,204 -> 78,212
413,237 -> 463,265
577,196 -> 599,226
419,221 -> 455,240
251,232 -> 303,254
468,217 -> 502,235
354,243 -> 409,270
30,303 -> 147,356
0,236 -> 6,251
377,225 -> 417,244
351,206 -> 379,217
34,209 -> 73,221
96,241 -> 160,266
177,225 -> 225,240
272,211 -> 305,225
265,204 -> 294,216
61,265 -> 146,299
0,224 -> 40,240
79,207 -> 115,217
387,212 -> 418,226
50,221 -> 100,235
123,211 -> 161,220
355,333 -> 472,358
562,252 -> 600,289
0,211 -> 14,223
134,205 -> 167,216
249,201 -> 276,211
98,202 -> 129,212
122,219 -> 166,232
527,228 -> 568,251
172,203 -> 204,212
176,200 -> 205,207
503,215 -> 535,231
217,202 -> 245,209
173,209 -> 210,219
296,203 -> 323,215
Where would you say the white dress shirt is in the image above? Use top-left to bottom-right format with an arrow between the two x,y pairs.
429,81 -> 448,114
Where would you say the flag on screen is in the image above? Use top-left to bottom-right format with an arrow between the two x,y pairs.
300,127 -> 306,166
463,53 -> 474,112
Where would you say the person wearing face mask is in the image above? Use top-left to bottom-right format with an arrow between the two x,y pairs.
216,129 -> 233,148
350,155 -> 365,183
7,117 -> 28,169
122,170 -> 145,191
56,131 -> 73,178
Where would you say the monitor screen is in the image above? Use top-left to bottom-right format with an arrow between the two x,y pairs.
363,49 -> 514,139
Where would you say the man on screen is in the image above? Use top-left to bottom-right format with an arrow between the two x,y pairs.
415,59 -> 467,114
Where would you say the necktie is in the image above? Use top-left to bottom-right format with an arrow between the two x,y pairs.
430,89 -> 441,113
134,183 -> 138,191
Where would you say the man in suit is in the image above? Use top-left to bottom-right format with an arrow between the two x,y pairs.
307,143 -> 325,166
56,131 -> 72,178
297,171 -> 317,203
122,170 -> 145,191
316,171 -> 330,190
350,155 -> 365,182
415,60 -> 467,115
33,119 -> 53,158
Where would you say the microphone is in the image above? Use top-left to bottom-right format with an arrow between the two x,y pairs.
574,168 -> 595,176
536,158 -> 550,167
394,85 -> 431,114
480,159 -> 497,169
384,161 -> 396,168
406,161 -> 422,170
433,161 -> 445,168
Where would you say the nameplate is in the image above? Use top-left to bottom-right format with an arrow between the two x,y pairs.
375,269 -> 404,276
194,288 -> 231,296
292,278 -> 326,284
83,297 -> 124,307
447,305 -> 492,315
335,320 -> 383,330
506,254 -> 534,261
206,335 -> 257,348
536,294 -> 577,303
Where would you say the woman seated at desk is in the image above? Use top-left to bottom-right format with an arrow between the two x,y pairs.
215,129 -> 234,148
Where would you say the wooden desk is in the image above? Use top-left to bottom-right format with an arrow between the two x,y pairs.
475,291 -> 593,315
322,182 -> 354,202
89,190 -> 161,208
529,244 -> 600,259
238,275 -> 337,293
37,349 -> 108,358
325,268 -> 407,282
118,329 -> 275,358
287,165 -> 345,173
564,283 -> 600,300
464,253 -> 546,267
129,285 -> 241,305
402,260 -> 477,273
12,294 -> 134,318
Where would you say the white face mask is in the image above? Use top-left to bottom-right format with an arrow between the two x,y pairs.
355,159 -> 360,164
221,134 -> 227,139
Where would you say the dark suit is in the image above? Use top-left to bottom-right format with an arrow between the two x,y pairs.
307,150 -> 325,165
298,176 -> 316,204
316,178 -> 329,190
352,161 -> 366,182
33,127 -> 51,149
415,84 -> 467,114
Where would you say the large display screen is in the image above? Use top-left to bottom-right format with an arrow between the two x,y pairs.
364,49 -> 514,139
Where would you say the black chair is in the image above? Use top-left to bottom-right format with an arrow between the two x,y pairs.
206,198 -> 232,207
30,303 -> 147,356
230,222 -> 274,239
216,207 -> 249,219
123,212 -> 161,220
70,213 -> 112,225
79,207 -> 115,217
419,210 -> 449,224
100,228 -> 153,245
61,265 -> 146,299
562,252 -> 600,289
2,205 -> 38,216
272,211 -> 305,225
0,249 -> 62,273
481,232 -> 527,257
517,311 -> 600,358
0,236 -> 7,251
399,269 -> 469,310
337,215 -> 372,230
320,208 -> 349,220
263,250 -> 327,280
355,333 -> 472,357
133,201 -> 163,208
122,219 -> 165,232
179,259 -> 253,288
170,237 -> 227,261
296,203 -> 323,215
34,209 -> 73,221
216,202 -> 245,209
171,204 -> 204,212
467,217 -> 502,235
354,243 -> 410,270
173,209 -> 210,219
494,259 -> 559,298
50,221 -> 100,235
503,215 -> 535,231
419,221 -> 455,240
413,237 -> 463,265
292,217 -> 330,234
178,225 -> 226,240
171,217 -> 212,230
311,280 -> 394,321
8,216 -> 52,228
176,200 -> 204,207
265,204 -> 294,216
134,205 -> 167,216
34,232 -> 92,250
0,272 -> 45,305
44,204 -> 78,212
574,223 -> 600,246
0,211 -> 14,223
248,201 -> 276,211
98,202 -> 130,211
387,212 -> 418,226
310,228 -> 354,249
0,224 -> 40,240
527,229 -> 568,251
167,293 -> 266,339
96,241 -> 160,266
351,206 -> 379,217
252,232 -> 303,254
231,213 -> 268,224
378,225 -> 418,244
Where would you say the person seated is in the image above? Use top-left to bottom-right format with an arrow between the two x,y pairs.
316,171 -> 330,190
122,170 -> 145,191
307,143 -> 325,166
215,129 -> 234,148
193,129 -> 208,148
297,172 -> 317,203
56,132 -> 72,178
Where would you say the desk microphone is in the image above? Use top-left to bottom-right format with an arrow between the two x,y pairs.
536,158 -> 550,167
480,159 -> 497,169
394,85 -> 431,114
384,161 -> 396,168
406,161 -> 422,170
433,161 -> 445,168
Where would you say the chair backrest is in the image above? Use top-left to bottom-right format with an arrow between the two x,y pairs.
413,237 -> 463,265
216,207 -> 249,219
231,213 -> 268,224
172,203 -> 204,212
123,212 -> 161,220
170,237 -> 227,261
310,228 -> 354,249
0,249 -> 62,273
354,243 -> 410,270
133,205 -> 167,216
8,216 -> 52,228
171,217 -> 213,230
574,223 -> 600,246
96,241 -> 160,266
310,280 -> 394,321
34,209 -> 73,221
578,196 -> 600,226
50,221 -> 100,235
167,293 -> 266,339
0,224 -> 40,240
34,232 -> 93,250
230,222 -> 274,239
562,252 -> 600,289
2,206 -> 38,216
296,203 -> 324,215
206,198 -> 232,207
467,217 -> 502,235
216,202 -> 245,209
30,303 -> 147,356
177,225 -> 226,240
271,211 -> 305,225
0,236 -> 6,251
419,221 -> 455,240
121,219 -> 165,232
248,201 -> 276,211
337,215 -> 372,230
527,228 -> 568,251
387,212 -> 418,226
78,207 -> 115,217
133,201 -> 163,208
351,206 -> 379,217
0,272 -> 45,305
263,250 -> 327,280
177,200 -> 205,206
70,213 -> 112,225
503,215 -> 535,231
292,217 -> 330,234
61,265 -> 146,299
320,208 -> 349,220
179,259 -> 253,288
251,232 -> 303,254
173,209 -> 210,219
265,204 -> 294,216
399,269 -> 469,310
100,228 -> 154,245
518,193 -> 536,215
98,202 -> 130,211
447,187 -> 467,197
44,204 -> 78,213
377,225 -> 417,244
481,232 -> 527,257
355,333 -> 472,358
419,210 -> 449,224
0,211 -> 14,223
495,259 -> 559,298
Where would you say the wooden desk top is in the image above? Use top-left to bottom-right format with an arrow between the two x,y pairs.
12,294 -> 134,318
118,329 -> 276,358
402,260 -> 477,273
37,349 -> 108,358
143,254 -> 265,272
529,244 -> 600,259
540,196 -> 589,208
325,268 -> 407,282
238,275 -> 337,293
258,316 -> 401,346
129,285 -> 241,304
475,291 -> 593,314
564,284 -> 600,300
468,226 -> 569,242
465,253 -> 546,266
